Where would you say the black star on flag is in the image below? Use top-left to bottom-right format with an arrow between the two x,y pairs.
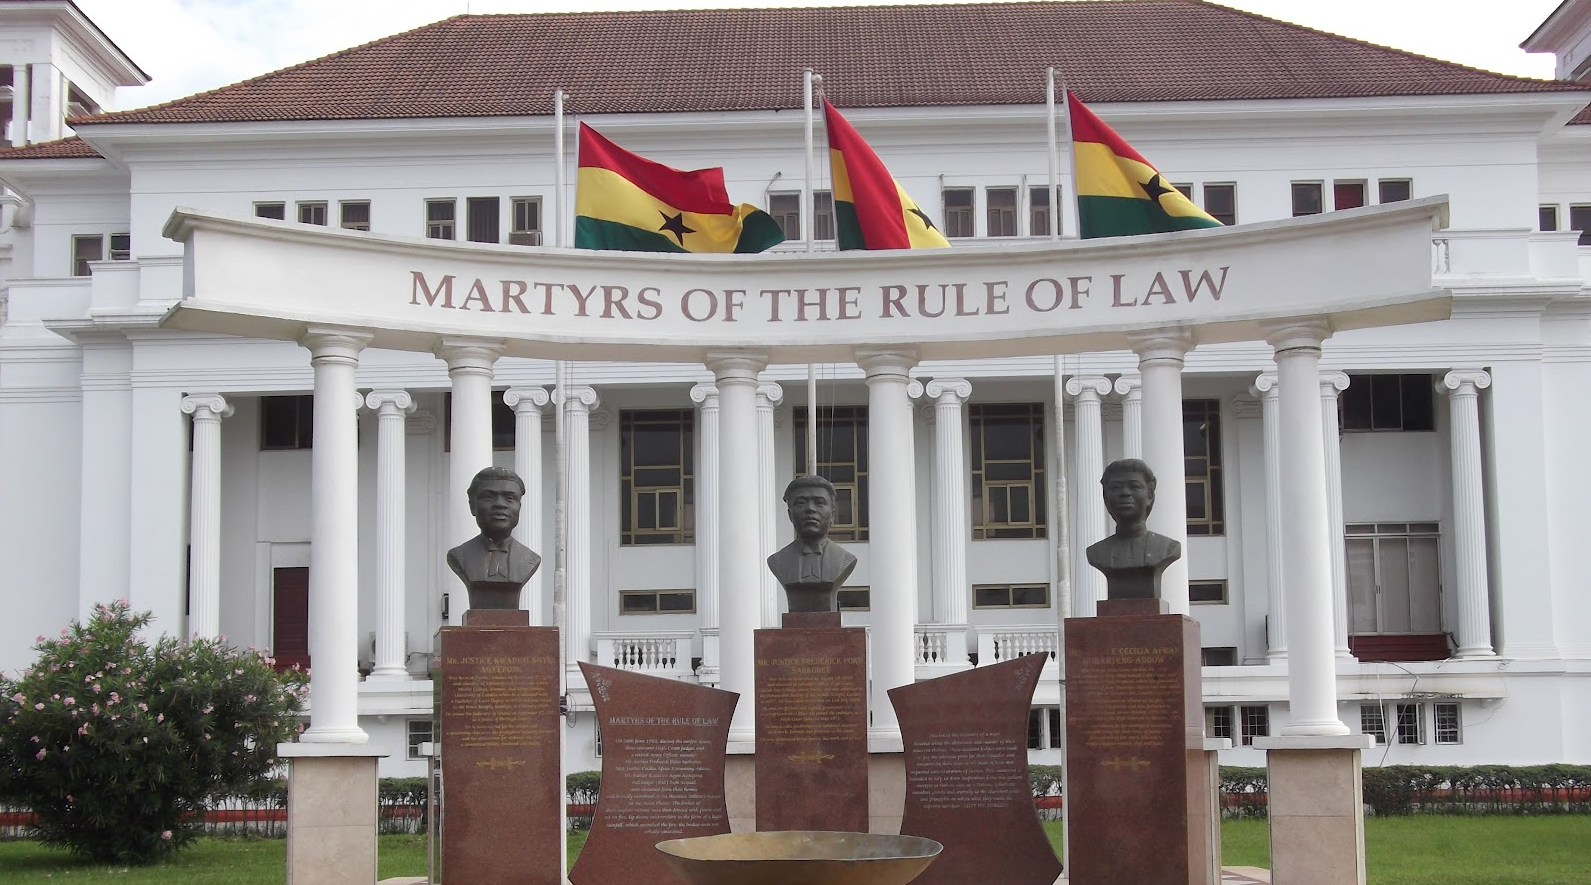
1139,173 -> 1175,206
658,211 -> 695,246
909,207 -> 938,231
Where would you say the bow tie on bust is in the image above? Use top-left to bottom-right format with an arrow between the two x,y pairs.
799,542 -> 825,581
484,537 -> 512,578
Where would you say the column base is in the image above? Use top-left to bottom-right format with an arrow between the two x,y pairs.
278,743 -> 387,885
1252,735 -> 1374,885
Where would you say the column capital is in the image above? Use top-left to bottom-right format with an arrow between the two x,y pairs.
364,389 -> 415,414
1250,369 -> 1279,396
1230,395 -> 1262,419
1113,372 -> 1142,397
854,346 -> 918,379
1064,375 -> 1112,400
299,326 -> 372,364
434,338 -> 505,373
1319,370 -> 1350,397
1263,318 -> 1332,353
180,393 -> 234,420
755,381 -> 785,406
925,377 -> 972,402
553,385 -> 600,411
690,382 -> 720,405
705,348 -> 768,383
1441,368 -> 1491,395
502,386 -> 550,411
1128,330 -> 1195,362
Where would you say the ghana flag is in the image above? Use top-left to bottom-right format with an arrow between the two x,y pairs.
1068,92 -> 1222,239
823,100 -> 950,250
575,123 -> 785,253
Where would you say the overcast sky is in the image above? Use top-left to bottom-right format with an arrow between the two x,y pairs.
74,0 -> 1564,111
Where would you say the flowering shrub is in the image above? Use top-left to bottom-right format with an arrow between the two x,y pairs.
0,600 -> 307,863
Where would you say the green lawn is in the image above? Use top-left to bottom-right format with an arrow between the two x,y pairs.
0,818 -> 1586,884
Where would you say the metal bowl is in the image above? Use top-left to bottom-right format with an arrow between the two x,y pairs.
656,831 -> 943,885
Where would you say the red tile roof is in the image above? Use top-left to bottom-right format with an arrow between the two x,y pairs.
69,0 -> 1583,128
0,136 -> 102,159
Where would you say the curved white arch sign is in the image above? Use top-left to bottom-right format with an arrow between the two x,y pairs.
162,197 -> 1450,361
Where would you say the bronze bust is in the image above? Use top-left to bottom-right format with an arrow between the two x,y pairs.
447,466 -> 541,611
767,474 -> 857,613
1085,458 -> 1181,600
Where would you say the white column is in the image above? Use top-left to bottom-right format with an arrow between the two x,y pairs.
1251,371 -> 1287,660
1065,376 -> 1112,616
856,347 -> 919,739
1319,371 -> 1352,659
756,382 -> 785,626
559,386 -> 599,682
299,328 -> 372,743
1114,372 -> 1143,460
503,386 -> 549,620
435,339 -> 503,552
364,390 -> 414,680
9,63 -> 27,146
926,379 -> 972,630
1268,320 -> 1348,736
690,382 -> 723,684
1442,369 -> 1497,658
181,393 -> 233,641
706,349 -> 768,741
1130,333 -> 1193,614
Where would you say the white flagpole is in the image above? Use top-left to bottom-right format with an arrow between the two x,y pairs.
551,87 -> 572,882
804,70 -> 821,472
1046,68 -> 1062,242
1056,75 -> 1083,240
554,89 -> 567,249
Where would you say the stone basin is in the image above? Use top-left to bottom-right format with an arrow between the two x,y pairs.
656,831 -> 943,885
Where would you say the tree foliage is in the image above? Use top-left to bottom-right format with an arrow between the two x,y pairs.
0,601 -> 307,863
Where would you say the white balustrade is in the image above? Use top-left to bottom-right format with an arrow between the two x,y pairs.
592,632 -> 696,680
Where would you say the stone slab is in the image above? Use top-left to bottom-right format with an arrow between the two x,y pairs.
754,624 -> 869,832
439,625 -> 561,885
890,653 -> 1062,885
463,608 -> 530,627
1266,748 -> 1367,885
571,663 -> 738,885
1097,597 -> 1170,617
285,754 -> 379,885
782,611 -> 842,628
1064,612 -> 1210,885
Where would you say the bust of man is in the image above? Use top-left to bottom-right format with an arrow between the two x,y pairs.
447,466 -> 542,611
766,474 -> 858,613
1085,458 -> 1181,601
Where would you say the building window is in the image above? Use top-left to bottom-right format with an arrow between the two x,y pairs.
943,188 -> 974,238
254,202 -> 286,220
793,406 -> 869,540
467,196 -> 500,244
407,719 -> 434,760
271,566 -> 310,671
1184,399 -> 1224,536
1341,373 -> 1434,431
1570,204 -> 1591,246
1027,707 -> 1064,749
970,403 -> 1046,540
1347,522 -> 1442,637
261,395 -> 314,450
986,187 -> 1017,237
71,234 -> 103,276
837,587 -> 870,611
108,233 -> 130,261
619,589 -> 696,614
1189,580 -> 1227,604
1200,647 -> 1237,666
297,201 -> 328,226
1433,702 -> 1462,744
426,199 -> 457,240
620,410 -> 694,546
1203,183 -> 1236,225
973,583 -> 1050,609
769,192 -> 799,240
1239,705 -> 1270,746
339,201 -> 370,231
1171,182 -> 1193,199
1539,205 -> 1559,232
1395,703 -> 1425,745
510,196 -> 542,245
1205,705 -> 1234,740
1378,179 -> 1412,203
1361,704 -> 1388,744
1028,185 -> 1055,237
1291,182 -> 1323,216
1333,181 -> 1367,210
814,190 -> 835,241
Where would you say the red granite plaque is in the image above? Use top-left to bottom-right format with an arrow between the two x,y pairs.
571,663 -> 738,885
439,625 -> 561,885
1064,611 -> 1208,885
753,624 -> 869,832
890,653 -> 1062,885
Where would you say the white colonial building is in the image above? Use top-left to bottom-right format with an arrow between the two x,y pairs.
1,0 -> 1590,777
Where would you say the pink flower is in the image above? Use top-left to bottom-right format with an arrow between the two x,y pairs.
138,702 -> 147,711
34,635 -> 44,643
234,669 -> 244,676
64,697 -> 75,706
33,703 -> 43,710
93,683 -> 102,692
9,692 -> 22,703
77,724 -> 88,735
161,830 -> 172,841
156,713 -> 164,723
142,736 -> 149,744
109,692 -> 120,704
30,735 -> 39,743
244,694 -> 257,703
202,705 -> 213,714
34,748 -> 45,760
65,795 -> 72,802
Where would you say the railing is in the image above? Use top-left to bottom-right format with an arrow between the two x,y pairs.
592,631 -> 695,680
913,624 -> 970,667
978,627 -> 1059,666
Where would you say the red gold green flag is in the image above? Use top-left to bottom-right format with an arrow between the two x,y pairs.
574,123 -> 785,253
823,100 -> 950,251
1068,92 -> 1222,239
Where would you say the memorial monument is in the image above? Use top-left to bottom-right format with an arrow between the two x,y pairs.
447,465 -> 542,612
1084,458 -> 1180,601
766,474 -> 857,613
